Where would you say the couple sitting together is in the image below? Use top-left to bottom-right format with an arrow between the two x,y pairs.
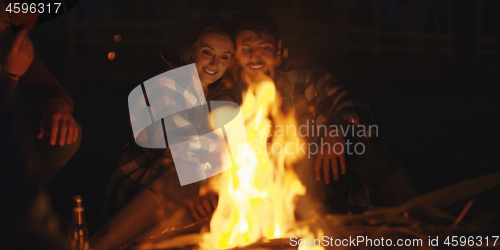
91,10 -> 417,250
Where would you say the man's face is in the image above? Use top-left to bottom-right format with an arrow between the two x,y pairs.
0,1 -> 38,55
235,30 -> 281,78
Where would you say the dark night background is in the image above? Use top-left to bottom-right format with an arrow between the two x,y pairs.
24,0 -> 500,232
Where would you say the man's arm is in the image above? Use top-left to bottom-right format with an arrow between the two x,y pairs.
2,30 -> 78,146
294,66 -> 375,183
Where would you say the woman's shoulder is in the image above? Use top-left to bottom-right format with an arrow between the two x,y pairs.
209,89 -> 240,104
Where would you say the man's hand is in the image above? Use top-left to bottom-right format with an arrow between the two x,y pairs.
314,131 -> 346,184
2,30 -> 34,78
38,99 -> 79,146
188,192 -> 218,223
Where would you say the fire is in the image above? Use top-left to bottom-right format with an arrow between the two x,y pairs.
200,76 -> 315,249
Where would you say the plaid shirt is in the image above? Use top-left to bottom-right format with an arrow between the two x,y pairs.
277,64 -> 373,129
235,63 -> 374,132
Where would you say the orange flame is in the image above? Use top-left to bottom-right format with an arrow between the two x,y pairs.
200,76 -> 312,249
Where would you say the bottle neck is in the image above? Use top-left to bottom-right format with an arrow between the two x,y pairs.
72,207 -> 86,226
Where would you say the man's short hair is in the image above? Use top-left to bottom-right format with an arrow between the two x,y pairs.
230,10 -> 280,44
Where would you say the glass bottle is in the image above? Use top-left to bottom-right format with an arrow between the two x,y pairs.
68,195 -> 89,250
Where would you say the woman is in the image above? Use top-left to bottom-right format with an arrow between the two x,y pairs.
90,17 -> 236,250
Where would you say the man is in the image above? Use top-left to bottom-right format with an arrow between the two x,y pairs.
190,10 -> 417,219
0,2 -> 80,249
0,0 -> 81,187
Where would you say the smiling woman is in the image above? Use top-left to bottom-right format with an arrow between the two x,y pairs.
194,33 -> 233,96
177,16 -> 236,101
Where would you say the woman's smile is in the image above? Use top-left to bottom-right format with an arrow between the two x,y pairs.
203,67 -> 217,75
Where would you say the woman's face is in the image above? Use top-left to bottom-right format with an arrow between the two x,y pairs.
194,33 -> 234,88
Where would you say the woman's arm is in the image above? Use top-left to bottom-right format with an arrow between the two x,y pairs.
92,156 -> 204,250
89,189 -> 164,250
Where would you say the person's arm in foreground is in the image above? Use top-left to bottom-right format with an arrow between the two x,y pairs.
6,30 -> 79,146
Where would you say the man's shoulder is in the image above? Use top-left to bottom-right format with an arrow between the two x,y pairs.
277,61 -> 337,86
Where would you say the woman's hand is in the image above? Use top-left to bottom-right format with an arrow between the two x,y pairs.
188,192 -> 218,223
